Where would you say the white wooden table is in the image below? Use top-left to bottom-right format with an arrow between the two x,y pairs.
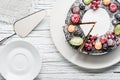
0,0 -> 120,80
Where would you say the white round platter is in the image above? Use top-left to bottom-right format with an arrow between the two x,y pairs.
50,0 -> 120,69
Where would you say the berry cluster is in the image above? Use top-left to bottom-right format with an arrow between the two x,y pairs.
84,31 -> 120,51
90,0 -> 100,11
100,36 -> 107,44
106,31 -> 120,47
84,35 -> 97,51
97,32 -> 120,51
71,3 -> 85,24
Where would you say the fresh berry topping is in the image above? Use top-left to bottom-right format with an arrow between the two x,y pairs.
90,36 -> 94,41
85,43 -> 89,47
92,42 -> 96,46
90,4 -> 95,9
79,3 -> 85,10
92,1 -> 97,4
109,3 -> 118,13
93,6 -> 97,10
112,19 -> 118,25
106,31 -> 110,35
84,35 -> 98,51
90,0 -> 100,11
90,35 -> 97,41
108,35 -> 112,39
111,35 -> 115,39
87,40 -> 91,43
71,14 -> 80,24
100,36 -> 107,44
72,6 -> 80,14
93,36 -> 97,40
106,31 -> 115,39
102,43 -> 108,51
107,39 -> 114,46
95,4 -> 99,8
96,1 -> 100,5
86,43 -> 93,50
116,39 -> 120,46
115,13 -> 120,21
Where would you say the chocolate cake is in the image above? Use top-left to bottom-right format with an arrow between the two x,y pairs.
63,0 -> 120,55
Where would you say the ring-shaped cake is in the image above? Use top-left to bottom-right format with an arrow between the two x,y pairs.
63,0 -> 120,55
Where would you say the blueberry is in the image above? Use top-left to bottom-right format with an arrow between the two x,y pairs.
102,43 -> 108,51
79,3 -> 85,10
112,19 -> 118,25
115,13 -> 120,21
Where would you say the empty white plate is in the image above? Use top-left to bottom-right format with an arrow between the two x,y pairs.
0,40 -> 42,80
50,0 -> 120,69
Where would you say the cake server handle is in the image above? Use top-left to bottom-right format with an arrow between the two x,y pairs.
0,33 -> 16,45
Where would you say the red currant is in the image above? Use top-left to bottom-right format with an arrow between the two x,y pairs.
92,1 -> 97,4
95,5 -> 99,8
106,31 -> 110,35
100,36 -> 107,44
92,42 -> 96,46
93,36 -> 97,40
90,36 -> 94,41
87,40 -> 91,43
93,7 -> 97,11
90,4 -> 94,9
85,43 -> 89,47
96,1 -> 100,5
87,43 -> 92,50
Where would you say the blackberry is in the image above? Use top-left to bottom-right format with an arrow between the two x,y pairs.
79,3 -> 85,10
102,43 -> 108,51
112,19 -> 118,25
115,13 -> 120,21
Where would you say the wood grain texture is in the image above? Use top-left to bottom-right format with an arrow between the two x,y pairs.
0,0 -> 120,80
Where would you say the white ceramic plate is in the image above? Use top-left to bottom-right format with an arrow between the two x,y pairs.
50,0 -> 120,69
0,40 -> 42,80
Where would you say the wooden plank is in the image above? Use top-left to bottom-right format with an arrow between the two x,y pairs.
0,0 -> 120,80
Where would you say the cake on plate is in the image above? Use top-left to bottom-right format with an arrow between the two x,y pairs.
63,0 -> 120,55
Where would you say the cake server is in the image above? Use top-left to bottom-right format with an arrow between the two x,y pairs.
0,9 -> 46,45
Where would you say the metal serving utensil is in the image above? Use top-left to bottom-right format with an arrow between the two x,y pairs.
0,9 -> 46,45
